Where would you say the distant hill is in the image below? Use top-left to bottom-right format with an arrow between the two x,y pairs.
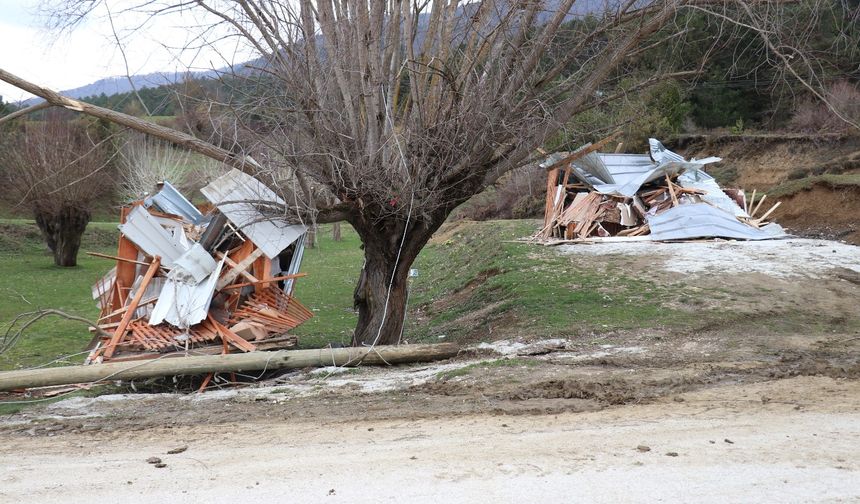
19,69 -> 217,106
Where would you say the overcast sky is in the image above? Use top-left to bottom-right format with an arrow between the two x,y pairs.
0,1 -> 252,103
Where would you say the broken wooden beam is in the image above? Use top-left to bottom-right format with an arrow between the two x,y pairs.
102,256 -> 161,360
542,131 -> 622,171
0,344 -> 461,392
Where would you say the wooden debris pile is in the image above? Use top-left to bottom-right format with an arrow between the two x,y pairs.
87,170 -> 313,365
536,137 -> 785,242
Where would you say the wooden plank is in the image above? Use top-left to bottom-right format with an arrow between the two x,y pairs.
754,201 -> 781,225
221,273 -> 308,291
209,317 -> 256,353
216,249 -> 265,290
666,175 -> 679,206
542,131 -> 622,171
751,193 -> 768,218
97,296 -> 159,323
102,257 -> 161,360
86,251 -> 150,266
543,167 -> 560,234
252,254 -> 273,294
114,206 -> 140,312
747,189 -> 757,215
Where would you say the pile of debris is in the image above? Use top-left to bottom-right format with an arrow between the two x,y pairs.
87,169 -> 313,364
536,138 -> 785,242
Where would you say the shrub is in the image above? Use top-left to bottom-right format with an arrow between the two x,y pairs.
789,80 -> 860,133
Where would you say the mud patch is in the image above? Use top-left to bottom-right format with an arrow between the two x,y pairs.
459,268 -> 501,292
501,378 -> 639,404
677,134 -> 859,187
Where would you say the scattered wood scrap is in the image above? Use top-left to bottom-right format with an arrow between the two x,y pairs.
534,138 -> 786,242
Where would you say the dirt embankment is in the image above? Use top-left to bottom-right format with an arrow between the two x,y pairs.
678,133 -> 860,188
773,183 -> 860,243
678,133 -> 860,243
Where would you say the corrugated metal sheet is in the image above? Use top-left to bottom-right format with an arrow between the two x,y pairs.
677,169 -> 748,218
283,233 -> 306,294
647,203 -> 787,241
118,206 -> 189,268
149,258 -> 225,329
649,138 -> 686,164
127,276 -> 166,320
572,156 -> 690,198
573,150 -> 614,184
569,139 -> 725,198
169,243 -> 218,284
201,169 -> 307,259
145,180 -> 204,224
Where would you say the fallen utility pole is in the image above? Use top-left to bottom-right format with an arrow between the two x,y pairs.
0,343 -> 459,392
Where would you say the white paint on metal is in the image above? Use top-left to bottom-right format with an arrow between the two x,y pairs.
149,257 -> 225,329
118,206 -> 189,268
201,169 -> 306,259
144,180 -> 204,224
647,203 -> 786,241
568,139 -> 726,198
169,243 -> 218,284
677,170 -> 748,218
649,138 -> 686,163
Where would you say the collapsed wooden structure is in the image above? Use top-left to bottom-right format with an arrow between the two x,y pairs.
87,169 -> 313,365
537,138 -> 785,242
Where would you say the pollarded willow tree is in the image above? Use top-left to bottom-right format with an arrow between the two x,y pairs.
2,115 -> 112,266
2,0 -> 849,344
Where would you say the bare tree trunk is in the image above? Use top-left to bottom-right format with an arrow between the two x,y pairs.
350,217 -> 440,346
332,222 -> 342,242
34,206 -> 90,267
307,225 -> 318,248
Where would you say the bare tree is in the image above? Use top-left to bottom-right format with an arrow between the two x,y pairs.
118,133 -> 226,201
5,0 -> 852,343
3,115 -> 112,266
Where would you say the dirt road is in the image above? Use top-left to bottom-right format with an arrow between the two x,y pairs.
1,375 -> 858,503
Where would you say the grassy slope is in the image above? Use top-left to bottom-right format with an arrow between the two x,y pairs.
406,220 -> 693,343
768,173 -> 860,198
0,219 -> 698,371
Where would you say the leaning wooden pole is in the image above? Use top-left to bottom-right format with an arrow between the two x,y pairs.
0,344 -> 459,392
0,68 -> 256,171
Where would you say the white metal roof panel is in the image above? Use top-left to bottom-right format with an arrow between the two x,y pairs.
201,169 -> 307,259
118,206 -> 189,268
149,258 -> 225,329
169,243 -> 218,284
647,203 -> 786,241
144,180 -> 204,224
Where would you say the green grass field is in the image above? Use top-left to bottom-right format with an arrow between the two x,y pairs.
0,220 -> 118,370
405,220 -> 694,343
0,218 -> 698,372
